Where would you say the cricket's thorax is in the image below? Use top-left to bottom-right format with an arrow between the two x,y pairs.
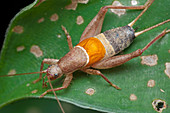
58,46 -> 88,74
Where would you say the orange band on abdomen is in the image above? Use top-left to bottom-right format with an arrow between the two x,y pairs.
76,37 -> 106,66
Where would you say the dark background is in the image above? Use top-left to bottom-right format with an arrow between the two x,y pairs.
1,0 -> 34,49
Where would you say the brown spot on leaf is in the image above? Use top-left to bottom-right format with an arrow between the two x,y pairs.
12,25 -> 24,34
31,89 -> 38,94
8,69 -> 16,75
34,0 -> 45,7
38,17 -> 44,23
160,89 -> 165,93
65,0 -> 88,10
168,49 -> 170,53
30,45 -> 43,57
130,94 -> 137,101
50,13 -> 59,21
147,79 -> 155,88
57,34 -> 61,38
26,83 -> 30,87
65,0 -> 78,10
164,62 -> 170,78
131,0 -> 138,5
85,88 -> 95,96
16,46 -> 25,52
152,99 -> 166,113
140,54 -> 158,66
110,1 -> 126,16
76,16 -> 84,25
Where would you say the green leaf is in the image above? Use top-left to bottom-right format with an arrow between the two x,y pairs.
0,0 -> 169,113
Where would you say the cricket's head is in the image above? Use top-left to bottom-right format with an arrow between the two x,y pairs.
0,63 -> 63,81
47,64 -> 63,80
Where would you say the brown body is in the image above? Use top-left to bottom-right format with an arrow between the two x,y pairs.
57,25 -> 135,74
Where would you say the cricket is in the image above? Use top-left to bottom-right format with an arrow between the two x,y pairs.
1,0 -> 169,113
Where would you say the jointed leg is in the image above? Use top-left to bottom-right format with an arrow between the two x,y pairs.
88,29 -> 168,90
79,0 -> 154,42
33,58 -> 59,84
81,68 -> 121,89
92,49 -> 143,69
61,25 -> 73,50
40,73 -> 73,97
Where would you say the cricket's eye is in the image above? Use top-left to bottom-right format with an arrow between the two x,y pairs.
54,73 -> 58,77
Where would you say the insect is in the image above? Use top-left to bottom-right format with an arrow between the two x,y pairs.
1,0 -> 169,113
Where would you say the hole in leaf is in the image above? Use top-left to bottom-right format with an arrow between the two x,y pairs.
156,102 -> 164,111
152,99 -> 166,113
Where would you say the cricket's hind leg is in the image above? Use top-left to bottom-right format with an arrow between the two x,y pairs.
89,29 -> 168,89
79,0 -> 154,42
92,29 -> 169,69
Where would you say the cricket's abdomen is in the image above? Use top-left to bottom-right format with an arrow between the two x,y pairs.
99,25 -> 135,57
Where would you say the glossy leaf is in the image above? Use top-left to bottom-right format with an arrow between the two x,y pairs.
0,0 -> 169,112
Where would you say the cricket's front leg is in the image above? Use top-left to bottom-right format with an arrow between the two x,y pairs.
61,25 -> 73,50
33,58 -> 59,84
40,73 -> 73,97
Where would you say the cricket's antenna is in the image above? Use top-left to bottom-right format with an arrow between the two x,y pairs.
47,75 -> 65,113
128,0 -> 154,27
135,19 -> 170,37
0,70 -> 47,77
142,29 -> 169,52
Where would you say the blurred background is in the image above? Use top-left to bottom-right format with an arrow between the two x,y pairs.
1,0 -> 34,49
0,98 -> 100,113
